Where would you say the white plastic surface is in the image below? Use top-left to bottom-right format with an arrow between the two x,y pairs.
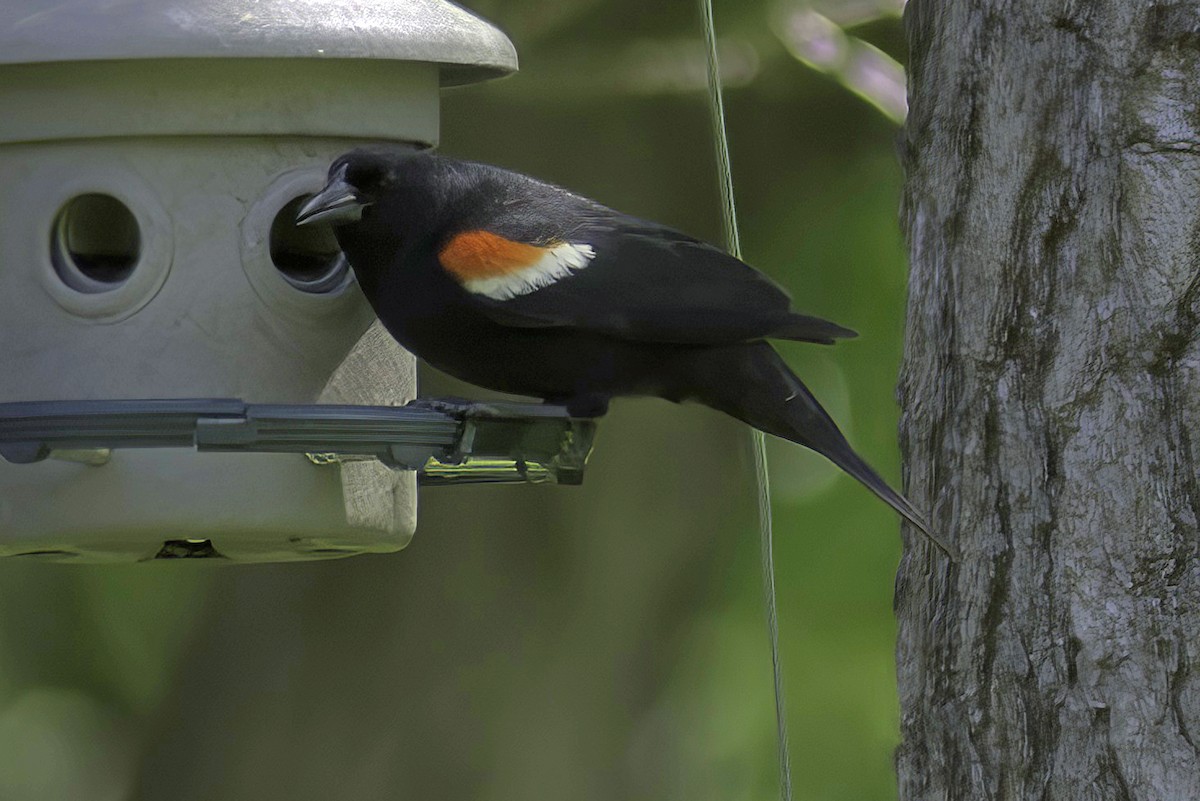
0,0 -> 517,85
0,138 -> 416,561
0,59 -> 440,144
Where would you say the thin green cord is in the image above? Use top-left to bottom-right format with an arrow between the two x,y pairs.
697,3 -> 793,800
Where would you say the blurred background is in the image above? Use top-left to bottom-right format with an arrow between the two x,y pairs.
0,0 -> 913,798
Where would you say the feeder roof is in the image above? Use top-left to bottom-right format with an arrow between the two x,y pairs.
0,0 -> 517,86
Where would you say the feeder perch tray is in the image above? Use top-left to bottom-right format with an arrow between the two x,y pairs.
0,398 -> 597,485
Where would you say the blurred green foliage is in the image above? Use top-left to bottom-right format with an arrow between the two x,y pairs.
0,1 -> 912,799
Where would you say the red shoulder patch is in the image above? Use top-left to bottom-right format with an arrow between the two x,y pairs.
438,230 -> 548,282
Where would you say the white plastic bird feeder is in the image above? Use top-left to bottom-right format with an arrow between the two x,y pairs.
0,1 -> 600,563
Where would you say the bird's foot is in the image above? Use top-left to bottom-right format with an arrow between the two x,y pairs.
406,396 -> 509,419
406,396 -> 475,415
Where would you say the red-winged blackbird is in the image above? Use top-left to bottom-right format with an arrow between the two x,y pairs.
298,148 -> 950,557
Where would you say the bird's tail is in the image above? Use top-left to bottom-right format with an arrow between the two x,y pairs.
677,342 -> 955,559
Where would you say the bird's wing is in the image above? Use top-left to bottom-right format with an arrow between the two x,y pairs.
436,213 -> 855,345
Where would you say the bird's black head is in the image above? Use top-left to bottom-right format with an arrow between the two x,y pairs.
295,147 -> 459,298
295,147 -> 416,228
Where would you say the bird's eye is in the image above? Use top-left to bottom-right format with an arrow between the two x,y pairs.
345,161 -> 385,190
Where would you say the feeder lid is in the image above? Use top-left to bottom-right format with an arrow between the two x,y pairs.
0,0 -> 517,86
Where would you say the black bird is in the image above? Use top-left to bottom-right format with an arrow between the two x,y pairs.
297,148 -> 951,557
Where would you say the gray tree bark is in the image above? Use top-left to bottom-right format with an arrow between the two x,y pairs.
897,2 -> 1200,798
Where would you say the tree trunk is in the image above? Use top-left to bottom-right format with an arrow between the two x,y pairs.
896,2 -> 1200,798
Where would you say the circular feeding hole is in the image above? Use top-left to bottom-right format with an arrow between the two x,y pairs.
269,196 -> 351,294
51,194 -> 141,293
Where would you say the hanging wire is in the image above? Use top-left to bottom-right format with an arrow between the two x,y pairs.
697,2 -> 793,800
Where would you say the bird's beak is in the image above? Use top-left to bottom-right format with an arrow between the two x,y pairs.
296,165 -> 367,226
